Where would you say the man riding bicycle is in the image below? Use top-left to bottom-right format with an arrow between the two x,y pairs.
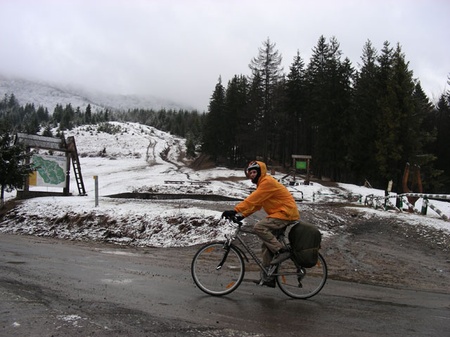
222,161 -> 300,287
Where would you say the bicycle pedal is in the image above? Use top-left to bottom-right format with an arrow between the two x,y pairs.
266,265 -> 277,276
253,279 -> 276,288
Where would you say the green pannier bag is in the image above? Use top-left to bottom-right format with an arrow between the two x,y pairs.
288,221 -> 322,268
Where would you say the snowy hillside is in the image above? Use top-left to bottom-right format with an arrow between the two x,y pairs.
1,122 -> 449,248
0,75 -> 192,112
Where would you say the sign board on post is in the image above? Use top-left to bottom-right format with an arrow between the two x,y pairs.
292,155 -> 312,185
15,133 -> 86,198
295,161 -> 307,170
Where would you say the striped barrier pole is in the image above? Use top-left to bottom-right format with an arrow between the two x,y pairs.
401,193 -> 450,200
423,198 -> 449,221
401,196 -> 422,214
387,197 -> 402,212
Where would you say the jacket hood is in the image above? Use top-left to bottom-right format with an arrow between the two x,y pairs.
254,161 -> 267,185
256,161 -> 267,178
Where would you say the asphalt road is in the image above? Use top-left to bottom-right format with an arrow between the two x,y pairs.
1,233 -> 449,337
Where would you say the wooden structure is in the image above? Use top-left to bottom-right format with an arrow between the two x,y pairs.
292,155 -> 312,185
15,133 -> 86,199
402,162 -> 423,210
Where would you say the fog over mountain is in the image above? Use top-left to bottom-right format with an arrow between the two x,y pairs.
0,75 -> 194,113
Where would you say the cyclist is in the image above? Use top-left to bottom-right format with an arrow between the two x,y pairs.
222,160 -> 300,287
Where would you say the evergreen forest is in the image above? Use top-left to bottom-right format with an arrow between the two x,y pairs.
1,36 -> 449,194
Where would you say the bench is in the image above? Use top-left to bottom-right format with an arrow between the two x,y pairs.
189,181 -> 211,185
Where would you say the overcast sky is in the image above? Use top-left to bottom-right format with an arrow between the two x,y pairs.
1,0 -> 449,111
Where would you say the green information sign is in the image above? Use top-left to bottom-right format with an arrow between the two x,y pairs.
296,160 -> 307,170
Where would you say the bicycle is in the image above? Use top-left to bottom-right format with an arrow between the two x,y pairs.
191,215 -> 327,299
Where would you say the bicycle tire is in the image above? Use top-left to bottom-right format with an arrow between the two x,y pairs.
276,252 -> 327,299
191,242 -> 245,296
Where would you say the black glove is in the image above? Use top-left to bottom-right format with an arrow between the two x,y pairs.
221,210 -> 237,219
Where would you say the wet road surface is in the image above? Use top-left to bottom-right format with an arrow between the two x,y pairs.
1,233 -> 449,336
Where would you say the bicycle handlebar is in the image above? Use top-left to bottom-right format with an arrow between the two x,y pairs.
234,215 -> 245,224
223,215 -> 244,226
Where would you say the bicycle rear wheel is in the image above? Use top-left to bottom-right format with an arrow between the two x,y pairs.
191,242 -> 245,296
276,253 -> 327,299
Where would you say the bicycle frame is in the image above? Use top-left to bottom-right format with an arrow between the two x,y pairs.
223,223 -> 282,278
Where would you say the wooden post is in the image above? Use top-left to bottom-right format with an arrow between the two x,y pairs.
93,176 -> 98,207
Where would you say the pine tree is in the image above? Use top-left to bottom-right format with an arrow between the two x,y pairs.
52,104 -> 64,127
373,41 -> 397,187
248,38 -> 284,162
286,51 -> 308,156
411,82 -> 438,191
432,91 -> 450,191
350,40 -> 381,184
36,105 -> 49,123
305,36 -> 353,181
42,125 -> 53,137
224,75 -> 248,164
185,134 -> 196,158
0,132 -> 33,208
60,104 -> 75,130
0,94 -> 21,128
374,42 -> 427,191
272,77 -> 289,165
202,77 -> 226,161
245,71 -> 264,160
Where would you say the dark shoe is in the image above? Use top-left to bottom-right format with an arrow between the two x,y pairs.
270,249 -> 290,265
253,279 -> 276,288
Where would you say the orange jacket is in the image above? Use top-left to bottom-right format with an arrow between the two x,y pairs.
235,161 -> 300,220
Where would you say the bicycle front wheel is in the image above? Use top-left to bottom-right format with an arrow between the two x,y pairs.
191,242 -> 245,296
277,253 -> 327,299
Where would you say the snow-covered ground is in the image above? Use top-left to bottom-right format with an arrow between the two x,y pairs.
1,122 -> 449,247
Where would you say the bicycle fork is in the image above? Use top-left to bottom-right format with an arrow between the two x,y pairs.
215,240 -> 234,270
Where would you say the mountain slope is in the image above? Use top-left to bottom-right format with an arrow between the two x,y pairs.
0,75 -> 191,112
